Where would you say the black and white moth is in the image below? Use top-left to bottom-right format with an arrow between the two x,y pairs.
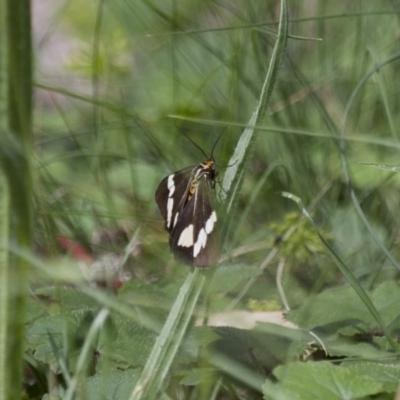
155,157 -> 219,267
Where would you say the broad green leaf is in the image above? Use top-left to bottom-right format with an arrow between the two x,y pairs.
26,311 -> 98,371
26,310 -> 156,371
255,323 -> 388,359
43,369 -> 140,400
262,361 -> 390,400
342,362 -> 400,393
83,368 -> 139,400
322,337 -> 392,360
24,296 -> 48,325
211,326 -> 292,372
286,281 -> 400,331
99,315 -> 157,368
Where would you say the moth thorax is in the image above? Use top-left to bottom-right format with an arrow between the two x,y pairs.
197,160 -> 215,178
186,160 -> 215,202
201,159 -> 215,170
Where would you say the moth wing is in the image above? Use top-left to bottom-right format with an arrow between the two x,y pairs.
170,177 -> 219,267
155,166 -> 194,231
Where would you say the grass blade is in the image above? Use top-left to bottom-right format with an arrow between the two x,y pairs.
221,0 -> 288,241
282,191 -> 398,351
131,269 -> 205,400
339,53 -> 400,273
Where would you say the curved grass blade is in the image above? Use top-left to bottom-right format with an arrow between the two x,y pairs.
130,269 -> 205,400
0,170 -> 9,400
282,191 -> 398,351
64,308 -> 110,400
220,0 -> 288,242
339,52 -> 400,273
0,0 -> 33,396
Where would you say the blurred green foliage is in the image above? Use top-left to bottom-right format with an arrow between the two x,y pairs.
28,0 -> 400,398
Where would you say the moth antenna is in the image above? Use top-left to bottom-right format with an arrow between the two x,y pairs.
178,128 -> 208,159
210,127 -> 227,159
216,159 -> 238,169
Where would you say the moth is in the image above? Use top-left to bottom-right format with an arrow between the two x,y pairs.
155,154 -> 220,268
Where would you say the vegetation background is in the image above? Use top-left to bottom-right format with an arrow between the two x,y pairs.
2,0 -> 400,398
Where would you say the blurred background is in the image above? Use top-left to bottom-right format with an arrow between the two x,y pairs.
32,0 -> 400,308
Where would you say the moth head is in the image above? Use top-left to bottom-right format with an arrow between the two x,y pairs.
200,157 -> 216,178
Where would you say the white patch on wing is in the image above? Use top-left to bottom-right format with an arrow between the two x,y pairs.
178,224 -> 194,247
167,197 -> 174,228
193,212 -> 217,257
205,211 -> 217,233
194,228 -> 207,257
167,174 -> 175,196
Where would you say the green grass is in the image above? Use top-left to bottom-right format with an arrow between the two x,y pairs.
10,0 -> 400,399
